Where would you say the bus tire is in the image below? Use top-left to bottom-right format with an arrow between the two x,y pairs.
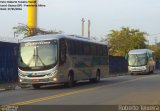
67,73 -> 74,87
32,84 -> 41,89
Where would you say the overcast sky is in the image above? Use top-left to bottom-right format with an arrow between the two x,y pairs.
0,0 -> 160,44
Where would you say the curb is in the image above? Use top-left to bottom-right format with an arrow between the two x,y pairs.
0,82 -> 21,91
0,86 -> 21,91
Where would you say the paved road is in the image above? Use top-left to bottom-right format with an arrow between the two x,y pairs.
1,72 -> 160,105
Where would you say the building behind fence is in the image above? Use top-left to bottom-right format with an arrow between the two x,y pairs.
0,41 -> 19,83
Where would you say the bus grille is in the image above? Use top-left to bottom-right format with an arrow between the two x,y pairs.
27,75 -> 45,77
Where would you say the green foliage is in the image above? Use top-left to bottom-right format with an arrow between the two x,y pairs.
107,27 -> 147,56
148,45 -> 160,60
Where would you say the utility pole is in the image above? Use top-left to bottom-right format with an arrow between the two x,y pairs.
88,19 -> 91,39
82,18 -> 85,36
28,0 -> 37,36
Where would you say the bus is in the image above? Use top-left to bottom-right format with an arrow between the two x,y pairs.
18,34 -> 108,89
126,49 -> 155,74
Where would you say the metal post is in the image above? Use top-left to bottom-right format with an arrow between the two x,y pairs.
88,20 -> 91,39
82,18 -> 85,36
28,0 -> 37,36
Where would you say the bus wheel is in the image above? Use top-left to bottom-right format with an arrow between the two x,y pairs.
32,84 -> 41,89
67,73 -> 74,87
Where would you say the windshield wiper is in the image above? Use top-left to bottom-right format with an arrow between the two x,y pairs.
27,47 -> 36,66
35,47 -> 46,67
27,46 -> 46,67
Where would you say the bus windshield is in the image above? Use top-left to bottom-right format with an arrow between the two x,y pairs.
19,40 -> 57,71
128,54 -> 147,67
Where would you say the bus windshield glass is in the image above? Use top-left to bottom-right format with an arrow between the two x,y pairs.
128,54 -> 147,67
19,40 -> 57,71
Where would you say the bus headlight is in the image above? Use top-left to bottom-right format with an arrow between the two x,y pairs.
53,78 -> 57,81
19,79 -> 23,82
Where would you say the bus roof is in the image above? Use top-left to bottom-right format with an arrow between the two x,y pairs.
19,34 -> 106,45
128,49 -> 154,54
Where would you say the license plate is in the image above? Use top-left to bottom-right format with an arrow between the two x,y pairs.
32,79 -> 39,82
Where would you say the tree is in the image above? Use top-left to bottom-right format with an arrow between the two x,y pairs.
13,23 -> 63,37
107,27 -> 147,56
148,44 -> 160,61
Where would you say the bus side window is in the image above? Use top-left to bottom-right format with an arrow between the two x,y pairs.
59,39 -> 66,65
91,44 -> 95,56
78,41 -> 83,55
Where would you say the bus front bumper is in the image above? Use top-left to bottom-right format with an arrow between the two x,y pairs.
19,76 -> 62,85
128,66 -> 147,74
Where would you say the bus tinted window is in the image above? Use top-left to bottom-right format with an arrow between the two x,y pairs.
91,44 -> 96,56
67,39 -> 107,56
67,40 -> 76,55
76,41 -> 82,55
79,42 -> 84,55
83,42 -> 90,55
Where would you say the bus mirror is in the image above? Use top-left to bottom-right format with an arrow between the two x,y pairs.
125,54 -> 128,60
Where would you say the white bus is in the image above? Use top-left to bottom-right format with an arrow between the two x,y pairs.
18,34 -> 108,89
127,49 -> 155,74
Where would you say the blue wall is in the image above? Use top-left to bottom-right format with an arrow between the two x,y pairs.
0,41 -> 19,83
156,61 -> 160,70
109,56 -> 128,74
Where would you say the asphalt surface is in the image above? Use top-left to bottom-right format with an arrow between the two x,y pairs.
1,72 -> 160,105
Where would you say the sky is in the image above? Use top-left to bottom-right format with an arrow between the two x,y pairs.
0,0 -> 160,44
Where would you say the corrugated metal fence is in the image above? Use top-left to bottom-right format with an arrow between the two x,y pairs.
156,61 -> 160,70
109,55 -> 128,74
0,41 -> 19,83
